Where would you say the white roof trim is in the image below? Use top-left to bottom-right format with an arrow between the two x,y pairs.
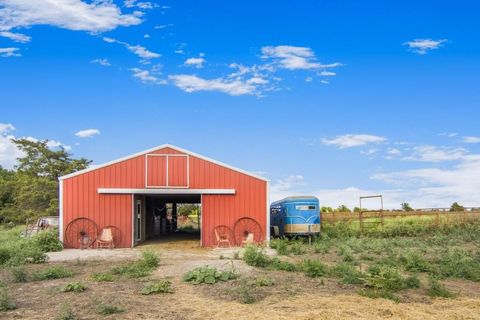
98,188 -> 235,195
59,144 -> 269,182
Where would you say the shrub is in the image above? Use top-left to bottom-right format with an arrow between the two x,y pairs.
140,250 -> 160,268
404,274 -> 421,289
313,240 -> 332,254
254,277 -> 274,287
96,303 -> 125,316
91,272 -> 116,282
289,240 -> 307,255
10,266 -> 27,283
398,252 -> 431,272
61,282 -> 87,293
111,250 -> 160,279
56,303 -> 76,320
435,248 -> 480,281
338,245 -> 355,263
364,265 -> 405,291
302,259 -> 327,278
182,266 -> 236,284
32,230 -> 63,252
33,266 -> 73,281
270,238 -> 289,255
236,284 -> 256,304
243,245 -> 271,268
141,280 -> 173,294
329,263 -> 364,285
0,288 -> 16,312
271,258 -> 298,272
427,277 -> 454,298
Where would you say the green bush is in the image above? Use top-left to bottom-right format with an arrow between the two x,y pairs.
32,230 -> 63,252
182,266 -> 236,284
10,266 -> 27,283
140,250 -> 160,268
313,240 -> 332,254
91,272 -> 116,282
110,250 -> 160,279
270,238 -> 289,255
404,274 -> 421,289
427,277 -> 454,298
398,252 -> 431,272
364,265 -> 405,291
271,258 -> 298,272
0,288 -> 16,312
302,259 -> 327,278
329,263 -> 364,285
61,282 -> 87,293
254,277 -> 274,287
96,303 -> 125,316
435,248 -> 480,281
141,280 -> 173,294
243,245 -> 271,268
33,266 -> 73,281
289,240 -> 307,255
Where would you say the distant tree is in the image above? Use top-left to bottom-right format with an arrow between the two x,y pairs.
336,205 -> 351,213
353,207 -> 363,212
449,202 -> 465,212
320,206 -> 333,213
401,202 -> 414,212
177,204 -> 200,217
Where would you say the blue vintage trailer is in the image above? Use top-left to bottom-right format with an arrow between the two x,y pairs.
270,196 -> 320,237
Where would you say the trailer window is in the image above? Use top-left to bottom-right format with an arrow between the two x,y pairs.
295,205 -> 316,210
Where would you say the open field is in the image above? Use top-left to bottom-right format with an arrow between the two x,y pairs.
1,221 -> 480,319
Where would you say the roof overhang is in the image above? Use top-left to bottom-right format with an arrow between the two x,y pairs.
98,188 -> 236,195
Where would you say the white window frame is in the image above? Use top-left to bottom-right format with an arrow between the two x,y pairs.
145,154 -> 190,188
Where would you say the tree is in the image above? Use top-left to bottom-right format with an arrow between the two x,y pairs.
449,202 -> 465,212
336,205 -> 351,213
353,207 -> 363,212
401,202 -> 414,212
13,138 -> 91,180
320,206 -> 333,213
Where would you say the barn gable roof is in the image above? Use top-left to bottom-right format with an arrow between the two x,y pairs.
59,144 -> 269,182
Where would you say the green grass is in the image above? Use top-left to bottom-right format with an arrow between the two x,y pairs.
96,303 -> 125,316
110,250 -> 160,279
253,277 -> 274,287
10,266 -> 27,282
61,282 -> 87,293
32,266 -> 73,281
302,259 -> 327,278
242,245 -> 271,268
91,272 -> 116,282
358,288 -> 400,302
0,288 -> 16,312
141,280 -> 173,294
56,303 -> 76,320
329,262 -> 364,285
427,277 -> 455,298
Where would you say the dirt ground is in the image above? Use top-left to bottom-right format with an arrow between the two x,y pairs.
3,239 -> 480,320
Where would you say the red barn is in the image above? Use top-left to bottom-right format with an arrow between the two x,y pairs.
59,144 -> 269,248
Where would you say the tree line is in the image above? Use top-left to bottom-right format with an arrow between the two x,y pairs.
320,202 -> 467,213
0,139 -> 90,224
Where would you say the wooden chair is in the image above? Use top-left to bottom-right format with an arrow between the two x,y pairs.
241,232 -> 254,246
214,228 -> 231,248
96,228 -> 114,249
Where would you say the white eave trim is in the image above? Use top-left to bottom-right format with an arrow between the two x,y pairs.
98,188 -> 236,195
59,144 -> 269,182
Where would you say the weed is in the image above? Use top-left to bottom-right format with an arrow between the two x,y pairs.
236,284 -> 256,304
338,245 -> 355,263
254,277 -> 274,287
313,240 -> 332,254
140,250 -> 160,268
302,259 -> 327,278
243,245 -> 271,268
33,266 -> 73,281
110,250 -> 160,279
56,303 -> 76,320
364,265 -> 405,291
289,240 -> 307,255
183,266 -> 236,284
233,251 -> 240,260
91,272 -> 116,282
270,258 -> 298,272
0,288 -> 16,312
10,266 -> 27,283
398,252 -> 431,272
358,288 -> 400,302
96,303 -> 125,316
32,230 -> 63,252
141,280 -> 173,294
404,274 -> 421,289
427,277 -> 455,298
329,263 -> 364,285
270,238 -> 289,255
435,248 -> 480,281
61,282 -> 87,293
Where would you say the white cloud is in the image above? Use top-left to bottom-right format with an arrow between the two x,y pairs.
403,145 -> 467,162
321,134 -> 386,149
462,136 -> 480,144
404,38 -> 447,55
0,31 -> 30,43
143,33 -> 150,38
124,0 -> 154,10
0,47 -> 20,57
169,74 -> 267,96
46,140 -> 71,151
90,58 -> 111,66
0,0 -> 141,41
184,57 -> 205,68
270,175 -> 306,201
75,128 -> 100,138
130,67 -> 166,84
305,76 -> 313,82
0,123 -> 15,134
387,148 -> 402,155
102,37 -> 160,60
261,45 -> 342,71
0,123 -> 21,169
319,71 -> 336,76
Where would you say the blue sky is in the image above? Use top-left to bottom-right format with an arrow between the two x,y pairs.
1,0 -> 480,209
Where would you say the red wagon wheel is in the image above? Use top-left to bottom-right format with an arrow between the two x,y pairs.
233,217 -> 263,246
64,217 -> 98,249
213,225 -> 234,247
102,225 -> 122,248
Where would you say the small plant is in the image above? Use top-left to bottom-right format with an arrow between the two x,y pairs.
404,274 -> 421,289
364,265 -> 405,291
10,266 -> 27,283
33,266 -> 73,281
91,272 -> 116,282
33,230 -> 63,252
140,250 -> 160,268
313,241 -> 332,254
141,280 -> 173,295
110,250 -> 160,279
271,258 -> 298,272
427,277 -> 455,298
237,284 -> 256,304
398,252 -> 431,272
243,245 -> 271,268
289,240 -> 307,255
270,238 -> 289,255
302,259 -> 327,278
96,303 -> 125,316
182,266 -> 236,284
61,282 -> 87,293
56,303 -> 76,320
254,277 -> 274,287
0,288 -> 16,312
329,263 -> 364,285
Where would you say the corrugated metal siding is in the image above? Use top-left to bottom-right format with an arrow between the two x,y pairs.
62,146 -> 267,247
